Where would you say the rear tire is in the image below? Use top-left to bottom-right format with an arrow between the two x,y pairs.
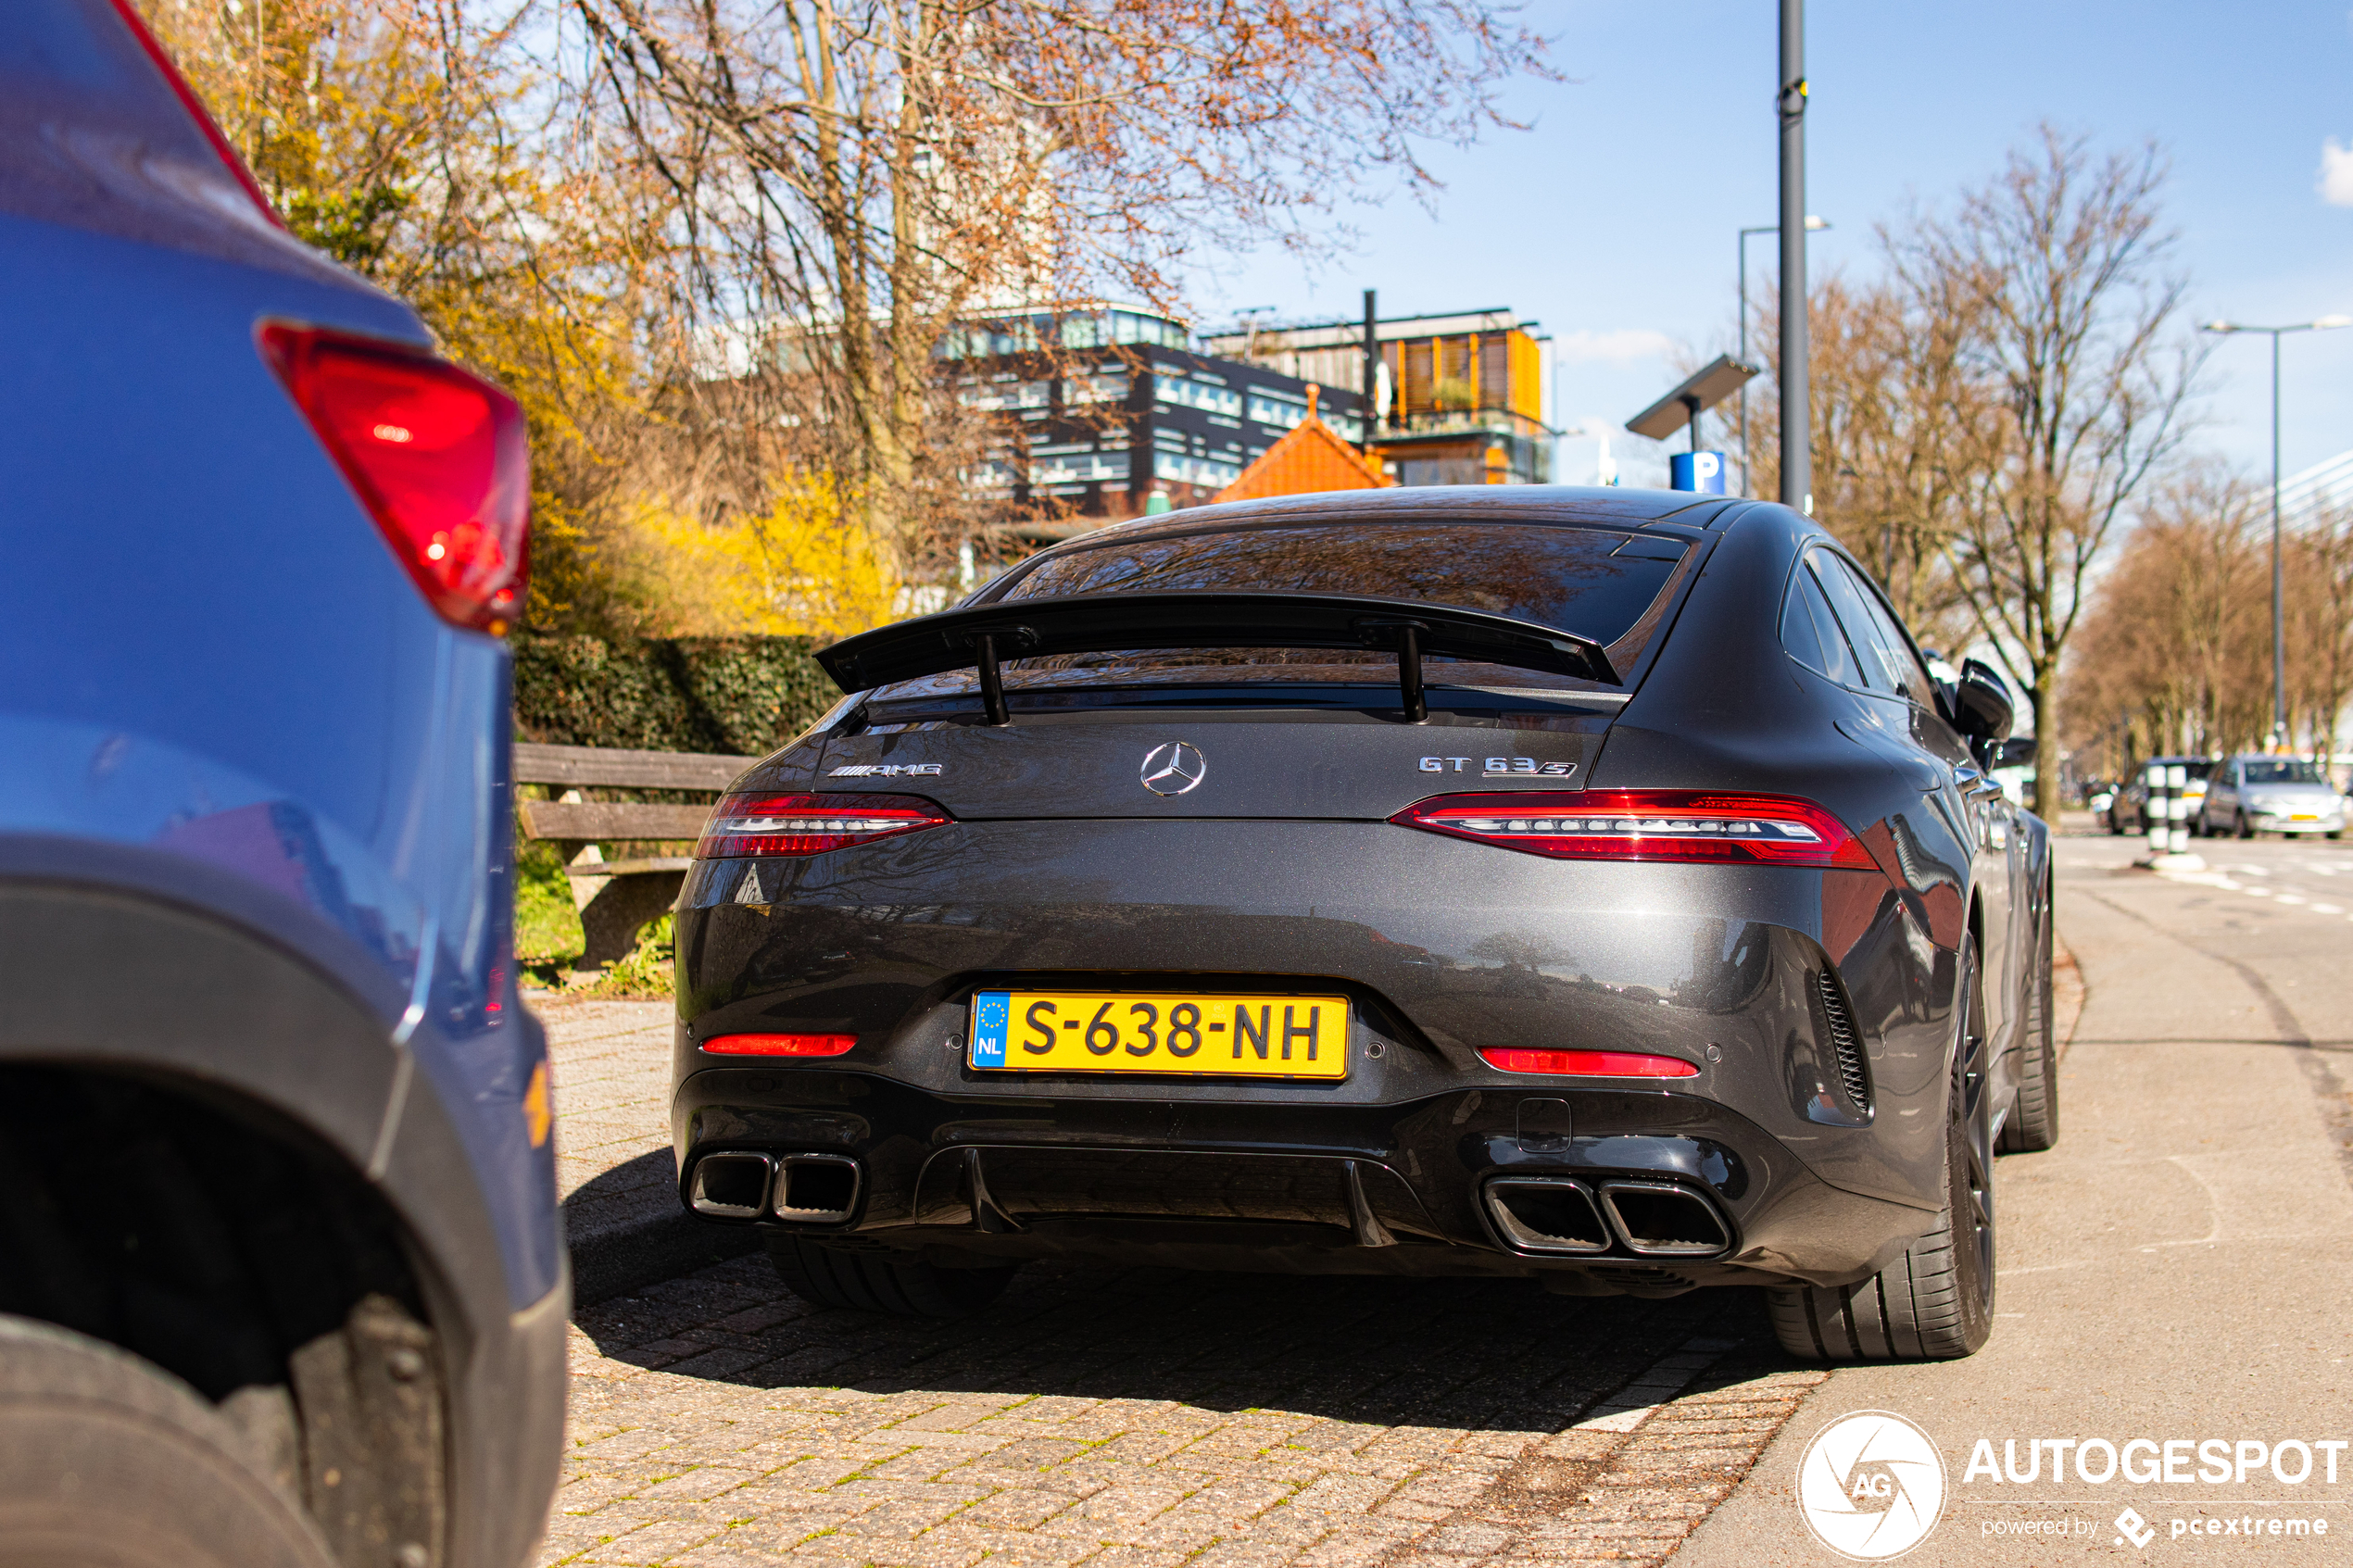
1998,905 -> 2060,1154
1768,938 -> 1996,1362
2236,811 -> 2254,839
766,1236 -> 1018,1319
0,1315 -> 335,1568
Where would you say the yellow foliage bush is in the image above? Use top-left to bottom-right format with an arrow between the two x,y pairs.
630,481 -> 899,639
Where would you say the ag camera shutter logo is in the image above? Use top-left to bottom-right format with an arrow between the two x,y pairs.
1795,1411 -> 1947,1560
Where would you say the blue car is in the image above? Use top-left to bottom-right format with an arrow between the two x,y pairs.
0,5 -> 561,1566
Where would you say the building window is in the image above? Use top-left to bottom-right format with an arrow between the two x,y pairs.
963,458 -> 1023,495
1153,452 -> 1241,488
1152,377 -> 1244,418
1063,372 -> 1132,405
959,380 -> 1049,412
1031,451 -> 1132,484
1247,389 -> 1308,431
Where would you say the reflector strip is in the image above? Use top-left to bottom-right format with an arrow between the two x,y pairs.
1393,789 -> 1875,869
697,793 -> 950,859
704,1034 -> 857,1056
1480,1047 -> 1700,1078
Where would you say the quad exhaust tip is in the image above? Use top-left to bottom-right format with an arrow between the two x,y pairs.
687,1151 -> 863,1223
1485,1175 -> 1730,1259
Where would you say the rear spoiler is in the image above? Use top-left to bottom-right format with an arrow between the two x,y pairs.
814,591 -> 1618,725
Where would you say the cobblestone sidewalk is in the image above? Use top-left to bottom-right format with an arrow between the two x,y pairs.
542,1257 -> 1827,1568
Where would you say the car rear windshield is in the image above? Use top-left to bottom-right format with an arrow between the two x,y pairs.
970,521 -> 1686,690
2242,759 -> 2325,785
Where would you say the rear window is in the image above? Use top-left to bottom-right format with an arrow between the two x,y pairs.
973,521 -> 1686,689
2242,759 -> 2324,785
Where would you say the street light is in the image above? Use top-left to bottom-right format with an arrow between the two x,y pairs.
1737,215 -> 1828,495
2199,314 -> 2353,749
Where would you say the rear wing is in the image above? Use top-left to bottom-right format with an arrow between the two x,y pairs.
815,591 -> 1618,725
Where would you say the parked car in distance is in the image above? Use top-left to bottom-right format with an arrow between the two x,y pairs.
1,5 -> 561,1566
2197,756 -> 2348,839
2107,757 -> 2213,836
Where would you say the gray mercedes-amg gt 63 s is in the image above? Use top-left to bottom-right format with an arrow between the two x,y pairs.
667,486 -> 2057,1362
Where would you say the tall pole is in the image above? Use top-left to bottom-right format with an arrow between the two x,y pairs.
2271,330 -> 2285,748
1362,289 -> 1379,455
1738,228 -> 1751,495
1777,0 -> 1808,512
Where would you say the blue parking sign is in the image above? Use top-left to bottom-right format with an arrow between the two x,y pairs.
1669,451 -> 1726,494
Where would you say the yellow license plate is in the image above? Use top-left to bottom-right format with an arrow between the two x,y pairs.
2292,813 -> 2318,821
967,989 -> 1349,1078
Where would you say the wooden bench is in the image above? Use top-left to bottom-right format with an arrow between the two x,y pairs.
513,742 -> 750,972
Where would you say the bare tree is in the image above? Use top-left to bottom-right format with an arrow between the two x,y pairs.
2061,468 -> 2269,772
558,0 -> 1554,562
2287,500 -> 2353,766
1750,272 -> 1983,652
1906,126 -> 2201,820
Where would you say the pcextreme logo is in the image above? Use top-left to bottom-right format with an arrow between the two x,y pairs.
1796,1411 -> 1949,1560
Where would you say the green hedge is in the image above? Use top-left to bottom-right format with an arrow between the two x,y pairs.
512,633 -> 840,756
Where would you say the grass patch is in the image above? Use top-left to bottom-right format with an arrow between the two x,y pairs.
513,835 -> 675,999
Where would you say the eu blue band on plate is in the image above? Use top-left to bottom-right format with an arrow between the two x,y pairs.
970,990 -> 1011,1067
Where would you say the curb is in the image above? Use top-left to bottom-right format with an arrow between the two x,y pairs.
567,1210 -> 761,1306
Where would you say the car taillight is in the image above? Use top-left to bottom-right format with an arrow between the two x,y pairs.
1481,1047 -> 1700,1078
697,793 -> 950,858
704,1034 -> 856,1057
258,323 -> 530,634
107,0 -> 284,230
1392,790 -> 1875,869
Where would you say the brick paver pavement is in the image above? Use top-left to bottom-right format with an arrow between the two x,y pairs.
545,998 -> 675,1233
534,997 -> 1835,1568
542,1251 -> 1827,1567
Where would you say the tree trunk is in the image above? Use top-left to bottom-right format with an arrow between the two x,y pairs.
2032,664 -> 2061,822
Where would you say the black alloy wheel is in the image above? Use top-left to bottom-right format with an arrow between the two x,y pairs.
1766,935 -> 1996,1361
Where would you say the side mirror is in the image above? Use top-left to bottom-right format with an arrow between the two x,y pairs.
1995,736 -> 2038,769
1951,658 -> 2014,744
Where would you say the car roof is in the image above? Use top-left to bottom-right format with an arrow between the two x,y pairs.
1068,485 -> 1742,548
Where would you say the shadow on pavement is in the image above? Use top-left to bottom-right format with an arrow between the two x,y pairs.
573,1250 -> 1800,1427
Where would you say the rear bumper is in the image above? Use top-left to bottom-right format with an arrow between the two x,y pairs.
672,1067 -> 1935,1292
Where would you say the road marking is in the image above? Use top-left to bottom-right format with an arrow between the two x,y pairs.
2313,903 -> 2343,913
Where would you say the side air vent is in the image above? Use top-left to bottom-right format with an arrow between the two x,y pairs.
1817,968 -> 1871,1108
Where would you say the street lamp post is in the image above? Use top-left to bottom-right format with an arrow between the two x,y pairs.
1737,215 -> 1826,496
2200,315 -> 2353,750
1778,0 -> 1808,513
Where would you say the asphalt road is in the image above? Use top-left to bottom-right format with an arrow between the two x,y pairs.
1672,825 -> 2353,1565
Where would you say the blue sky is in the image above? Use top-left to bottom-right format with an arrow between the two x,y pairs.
1192,0 -> 2353,492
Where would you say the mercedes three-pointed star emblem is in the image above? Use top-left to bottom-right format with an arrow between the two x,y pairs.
1139,741 -> 1208,797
